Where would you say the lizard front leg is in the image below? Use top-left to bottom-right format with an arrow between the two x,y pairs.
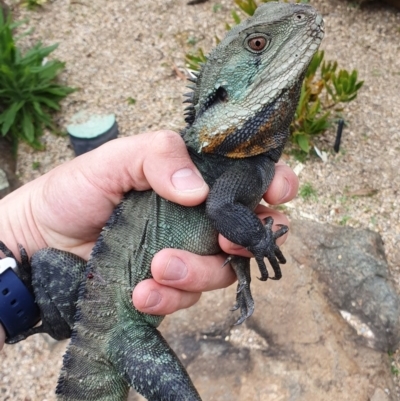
205,154 -> 287,323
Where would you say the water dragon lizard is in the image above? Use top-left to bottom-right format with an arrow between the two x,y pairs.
1,2 -> 324,400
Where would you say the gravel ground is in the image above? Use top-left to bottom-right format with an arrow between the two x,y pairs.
1,0 -> 400,399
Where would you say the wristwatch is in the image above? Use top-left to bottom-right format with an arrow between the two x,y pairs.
0,257 -> 40,339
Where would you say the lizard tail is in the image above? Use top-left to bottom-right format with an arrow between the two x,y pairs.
56,320 -> 201,400
56,335 -> 130,401
110,323 -> 202,401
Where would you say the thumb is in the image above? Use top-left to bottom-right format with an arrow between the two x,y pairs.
142,130 -> 209,206
80,130 -> 209,207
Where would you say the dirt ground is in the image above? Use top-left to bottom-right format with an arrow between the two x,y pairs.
1,0 -> 400,400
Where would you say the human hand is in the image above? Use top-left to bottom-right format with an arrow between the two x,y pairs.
0,130 -> 297,348
0,131 -> 210,260
132,160 -> 298,314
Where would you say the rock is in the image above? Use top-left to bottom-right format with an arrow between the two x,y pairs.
371,387 -> 391,401
289,220 -> 400,352
130,219 -> 399,400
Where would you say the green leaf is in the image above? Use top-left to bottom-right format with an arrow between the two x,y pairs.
31,61 -> 65,80
0,101 -> 24,135
231,10 -> 241,25
32,96 -> 61,110
234,0 -> 258,16
306,50 -> 324,79
185,48 -> 208,71
297,134 -> 310,153
22,108 -> 35,143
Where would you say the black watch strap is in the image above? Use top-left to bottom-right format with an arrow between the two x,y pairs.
0,257 -> 40,339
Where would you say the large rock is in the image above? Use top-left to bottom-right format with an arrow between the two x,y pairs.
289,220 -> 400,352
131,220 -> 399,400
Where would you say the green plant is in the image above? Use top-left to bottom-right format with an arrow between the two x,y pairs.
213,3 -> 223,13
21,0 -> 48,11
187,36 -> 198,46
185,0 -> 363,155
127,97 -> 136,105
0,11 -> 75,152
388,351 -> 400,377
185,47 -> 207,71
299,182 -> 317,201
32,160 -> 41,170
339,215 -> 350,226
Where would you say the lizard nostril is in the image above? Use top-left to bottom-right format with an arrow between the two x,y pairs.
315,14 -> 324,28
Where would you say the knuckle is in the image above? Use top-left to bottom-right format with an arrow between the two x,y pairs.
151,130 -> 184,157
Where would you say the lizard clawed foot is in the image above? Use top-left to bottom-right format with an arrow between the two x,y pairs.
247,216 -> 288,281
232,280 -> 255,325
229,256 -> 254,325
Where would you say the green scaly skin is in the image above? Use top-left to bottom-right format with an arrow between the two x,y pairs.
0,3 -> 324,400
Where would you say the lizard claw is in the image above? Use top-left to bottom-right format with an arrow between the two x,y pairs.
248,216 -> 287,281
221,255 -> 232,268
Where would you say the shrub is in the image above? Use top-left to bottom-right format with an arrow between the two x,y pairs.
0,11 -> 75,152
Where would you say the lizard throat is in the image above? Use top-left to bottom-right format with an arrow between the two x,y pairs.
194,83 -> 300,159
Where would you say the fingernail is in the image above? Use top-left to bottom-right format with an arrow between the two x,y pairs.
145,290 -> 162,308
279,178 -> 290,202
163,256 -> 188,280
171,168 -> 205,191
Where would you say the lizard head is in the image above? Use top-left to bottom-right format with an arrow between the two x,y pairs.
182,2 -> 324,160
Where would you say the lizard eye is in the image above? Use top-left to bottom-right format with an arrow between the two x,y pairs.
245,34 -> 270,53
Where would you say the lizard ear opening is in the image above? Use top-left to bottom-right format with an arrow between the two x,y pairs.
199,86 -> 229,118
215,86 -> 228,103
205,86 -> 228,111
186,85 -> 229,127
